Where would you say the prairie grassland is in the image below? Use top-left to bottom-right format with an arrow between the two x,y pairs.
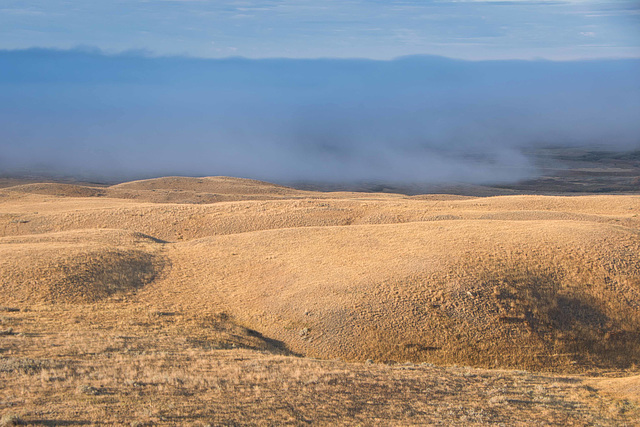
1,304 -> 639,425
1,177 -> 639,424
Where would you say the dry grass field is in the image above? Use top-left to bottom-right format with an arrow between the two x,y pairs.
1,176 -> 639,425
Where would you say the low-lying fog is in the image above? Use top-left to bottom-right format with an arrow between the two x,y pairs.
1,48 -> 639,185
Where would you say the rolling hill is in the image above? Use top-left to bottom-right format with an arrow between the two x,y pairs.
1,176 -> 639,424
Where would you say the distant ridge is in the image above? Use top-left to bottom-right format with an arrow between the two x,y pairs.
4,183 -> 106,198
111,176 -> 300,195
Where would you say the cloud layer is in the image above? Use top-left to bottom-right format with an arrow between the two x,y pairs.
1,49 -> 639,185
1,1 -> 639,59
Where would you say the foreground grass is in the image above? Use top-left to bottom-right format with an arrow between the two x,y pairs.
1,304 -> 639,426
2,182 -> 640,424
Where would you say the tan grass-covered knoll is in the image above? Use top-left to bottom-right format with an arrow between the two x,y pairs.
140,219 -> 640,371
0,229 -> 165,304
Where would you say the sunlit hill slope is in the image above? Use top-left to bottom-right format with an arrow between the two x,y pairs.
1,176 -> 639,372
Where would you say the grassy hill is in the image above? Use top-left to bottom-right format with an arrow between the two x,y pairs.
1,177 -> 639,424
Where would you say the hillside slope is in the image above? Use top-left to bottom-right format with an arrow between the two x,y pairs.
139,219 -> 640,371
1,178 -> 638,373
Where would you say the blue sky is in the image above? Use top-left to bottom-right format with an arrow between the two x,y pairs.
1,0 -> 639,59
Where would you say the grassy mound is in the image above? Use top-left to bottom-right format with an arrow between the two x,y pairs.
103,176 -> 321,204
0,230 -> 164,304
110,176 -> 300,195
150,220 -> 640,372
2,183 -> 106,198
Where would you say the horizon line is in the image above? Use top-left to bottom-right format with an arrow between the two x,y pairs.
3,46 -> 640,63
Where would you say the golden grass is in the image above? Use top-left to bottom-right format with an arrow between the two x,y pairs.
1,176 -> 639,424
1,304 -> 639,425
135,219 -> 640,371
0,230 -> 164,304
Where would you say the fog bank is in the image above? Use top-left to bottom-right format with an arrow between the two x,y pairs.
1,49 -> 639,185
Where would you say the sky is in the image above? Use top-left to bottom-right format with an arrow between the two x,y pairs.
0,1 -> 639,185
1,0 -> 639,60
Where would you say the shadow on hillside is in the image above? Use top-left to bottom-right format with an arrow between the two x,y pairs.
550,295 -> 609,332
487,262 -> 640,369
245,327 -> 303,357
